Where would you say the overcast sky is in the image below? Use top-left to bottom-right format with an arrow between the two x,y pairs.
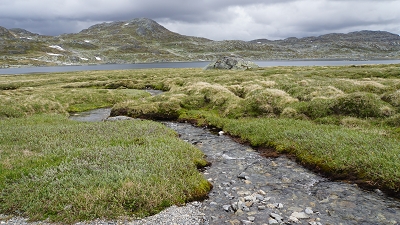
1,0 -> 399,41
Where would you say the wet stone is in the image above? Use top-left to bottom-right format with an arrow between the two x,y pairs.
223,205 -> 231,212
291,211 -> 310,219
268,218 -> 279,224
305,207 -> 314,214
270,213 -> 283,222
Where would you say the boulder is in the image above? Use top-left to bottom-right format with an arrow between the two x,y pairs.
204,56 -> 259,70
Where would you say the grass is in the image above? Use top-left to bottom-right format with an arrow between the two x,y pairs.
195,113 -> 400,192
1,63 -> 400,222
0,115 -> 210,223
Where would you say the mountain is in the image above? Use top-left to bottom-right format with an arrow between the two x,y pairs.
250,31 -> 400,60
1,18 -> 400,68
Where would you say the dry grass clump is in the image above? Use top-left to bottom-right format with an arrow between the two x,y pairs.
336,78 -> 388,93
244,88 -> 298,115
289,85 -> 344,101
381,90 -> 400,107
280,107 -> 299,118
384,113 -> 400,127
178,82 -> 240,110
340,117 -> 371,129
111,94 -> 184,120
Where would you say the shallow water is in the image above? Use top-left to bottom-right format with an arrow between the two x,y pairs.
69,108 -> 112,122
69,109 -> 400,224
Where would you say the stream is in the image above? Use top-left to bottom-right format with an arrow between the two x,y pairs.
68,108 -> 400,225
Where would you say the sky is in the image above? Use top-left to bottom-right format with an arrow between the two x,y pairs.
1,0 -> 399,41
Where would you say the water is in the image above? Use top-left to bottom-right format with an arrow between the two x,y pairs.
2,60 -> 400,75
69,108 -> 112,122
69,108 -> 400,224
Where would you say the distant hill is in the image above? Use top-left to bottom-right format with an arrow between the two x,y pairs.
1,18 -> 400,67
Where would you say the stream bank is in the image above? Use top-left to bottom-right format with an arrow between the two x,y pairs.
68,108 -> 400,224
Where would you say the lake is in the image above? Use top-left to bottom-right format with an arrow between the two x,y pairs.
1,60 -> 400,75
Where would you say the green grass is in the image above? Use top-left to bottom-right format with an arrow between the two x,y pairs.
1,64 -> 400,222
0,115 -> 210,223
196,113 -> 400,191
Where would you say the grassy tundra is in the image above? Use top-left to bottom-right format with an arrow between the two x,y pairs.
1,64 -> 400,222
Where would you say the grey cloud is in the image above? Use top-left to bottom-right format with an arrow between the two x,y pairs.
0,0 -> 399,40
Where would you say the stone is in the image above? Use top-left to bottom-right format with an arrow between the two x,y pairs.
238,191 -> 252,196
223,205 -> 231,212
291,211 -> 310,219
209,202 -> 218,206
309,222 -> 323,225
244,195 -> 256,202
238,172 -> 249,180
245,201 -> 253,208
224,191 -> 235,199
305,207 -> 314,214
258,205 -> 266,210
258,190 -> 267,195
288,216 -> 300,223
244,180 -> 252,184
268,218 -> 279,224
231,202 -> 239,212
248,216 -> 256,222
270,213 -> 283,222
254,194 -> 264,201
229,219 -> 241,225
235,209 -> 244,216
204,56 -> 259,71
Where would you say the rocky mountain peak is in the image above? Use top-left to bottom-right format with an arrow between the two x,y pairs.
9,28 -> 39,38
0,26 -> 15,39
77,17 -> 181,41
127,18 -> 170,37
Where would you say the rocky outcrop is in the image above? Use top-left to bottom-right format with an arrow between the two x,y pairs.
204,56 -> 259,70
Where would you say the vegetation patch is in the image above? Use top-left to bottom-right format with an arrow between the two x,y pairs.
1,64 -> 400,222
0,115 -> 210,223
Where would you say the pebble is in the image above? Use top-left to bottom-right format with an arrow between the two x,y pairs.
268,218 -> 279,224
270,213 -> 283,222
305,207 -> 314,214
223,205 -> 231,212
